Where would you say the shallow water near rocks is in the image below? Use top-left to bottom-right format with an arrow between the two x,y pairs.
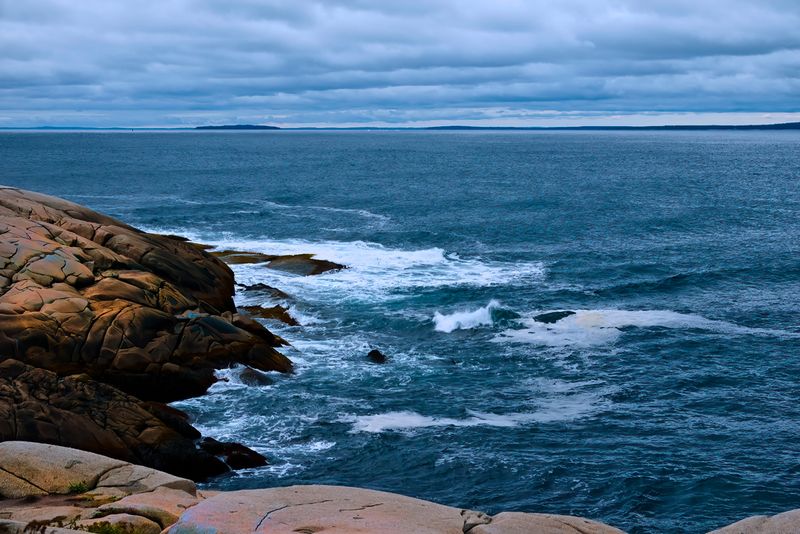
3,130 -> 800,533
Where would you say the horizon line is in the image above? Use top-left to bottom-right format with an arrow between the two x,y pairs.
2,121 -> 800,132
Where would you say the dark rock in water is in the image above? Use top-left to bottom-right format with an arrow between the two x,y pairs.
265,254 -> 345,276
0,359 -> 233,481
238,282 -> 291,299
367,349 -> 387,364
199,437 -> 268,469
533,310 -> 576,324
212,250 -> 276,264
240,304 -> 300,326
239,366 -> 274,386
0,186 -> 292,403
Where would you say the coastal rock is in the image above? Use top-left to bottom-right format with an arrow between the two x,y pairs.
0,363 -> 264,481
470,512 -> 625,533
168,485 -> 468,534
533,310 -> 576,324
214,249 -> 345,275
709,509 -> 800,533
0,444 -> 628,534
240,304 -> 299,325
198,437 -> 268,469
0,186 -> 292,403
238,282 -> 291,299
238,366 -> 275,386
75,514 -> 162,534
367,348 -> 387,363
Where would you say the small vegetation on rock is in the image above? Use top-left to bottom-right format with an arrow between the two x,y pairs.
68,481 -> 89,494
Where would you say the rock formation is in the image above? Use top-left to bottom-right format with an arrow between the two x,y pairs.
0,186 -> 291,479
0,185 -> 292,401
1,442 -> 628,534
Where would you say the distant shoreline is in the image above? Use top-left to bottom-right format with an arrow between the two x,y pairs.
1,121 -> 799,131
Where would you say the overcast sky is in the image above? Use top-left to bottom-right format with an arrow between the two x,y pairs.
1,0 -> 799,127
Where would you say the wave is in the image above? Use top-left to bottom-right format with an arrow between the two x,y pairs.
170,237 -> 546,303
433,300 -> 501,333
494,309 -> 797,347
351,393 -> 605,433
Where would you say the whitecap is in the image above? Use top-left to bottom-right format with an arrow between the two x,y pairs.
433,300 -> 501,333
494,309 -> 797,347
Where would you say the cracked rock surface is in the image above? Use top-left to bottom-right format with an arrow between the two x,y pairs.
0,187 -> 288,478
0,186 -> 291,403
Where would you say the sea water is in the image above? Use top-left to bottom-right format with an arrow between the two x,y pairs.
2,130 -> 799,533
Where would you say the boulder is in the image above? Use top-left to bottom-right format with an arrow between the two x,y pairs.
367,349 -> 387,364
0,186 -> 292,403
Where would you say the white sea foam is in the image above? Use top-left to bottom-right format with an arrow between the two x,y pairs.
494,309 -> 796,347
175,237 -> 547,303
351,394 -> 603,433
433,300 -> 501,333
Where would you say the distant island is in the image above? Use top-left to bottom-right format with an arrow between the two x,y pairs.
195,124 -> 280,130
425,122 -> 800,131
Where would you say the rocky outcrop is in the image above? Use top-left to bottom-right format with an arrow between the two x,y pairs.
240,305 -> 299,326
0,444 -> 627,533
0,361 -> 263,480
0,186 -> 292,479
213,249 -> 345,275
0,186 -> 292,402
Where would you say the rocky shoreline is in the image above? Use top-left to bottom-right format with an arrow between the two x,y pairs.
0,186 -> 796,532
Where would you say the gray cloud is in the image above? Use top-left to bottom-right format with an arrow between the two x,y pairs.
0,0 -> 799,126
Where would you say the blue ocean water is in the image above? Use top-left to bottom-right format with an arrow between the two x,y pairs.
2,130 -> 799,533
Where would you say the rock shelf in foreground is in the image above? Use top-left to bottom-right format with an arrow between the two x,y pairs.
0,442 -> 629,534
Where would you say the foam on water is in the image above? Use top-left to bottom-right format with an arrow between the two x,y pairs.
433,300 -> 501,333
350,391 -> 606,433
494,309 -> 797,347
174,236 -> 547,303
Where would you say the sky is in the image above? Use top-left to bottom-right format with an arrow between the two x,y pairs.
1,0 -> 799,128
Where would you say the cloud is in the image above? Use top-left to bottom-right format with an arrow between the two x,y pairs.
0,0 -> 798,126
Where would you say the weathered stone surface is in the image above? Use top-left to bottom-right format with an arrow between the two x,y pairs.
168,485 -> 472,533
709,509 -> 800,533
95,487 -> 200,529
0,366 -> 238,481
75,513 -> 162,534
0,519 -> 81,533
0,186 -> 292,403
470,511 -> 625,534
0,441 -> 125,498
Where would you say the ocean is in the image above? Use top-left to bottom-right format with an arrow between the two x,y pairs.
2,130 -> 799,533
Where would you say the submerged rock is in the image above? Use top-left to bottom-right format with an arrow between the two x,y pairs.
0,186 -> 292,402
367,348 -> 388,364
533,310 -> 576,324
